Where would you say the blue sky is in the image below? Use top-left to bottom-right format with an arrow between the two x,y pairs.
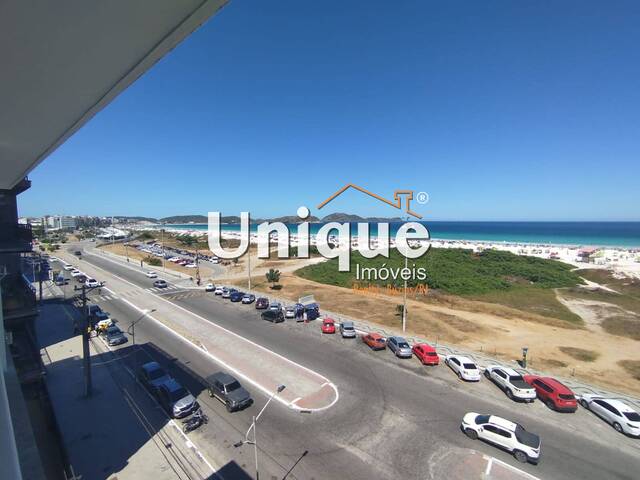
20,1 -> 640,221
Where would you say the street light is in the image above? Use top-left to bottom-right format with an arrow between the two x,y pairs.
234,384 -> 286,480
128,308 -> 156,346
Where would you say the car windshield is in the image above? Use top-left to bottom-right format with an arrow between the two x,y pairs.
426,352 -> 437,356
343,325 -> 354,330
169,387 -> 188,402
475,415 -> 490,425
376,338 -> 385,343
225,381 -> 241,392
515,425 -> 540,448
398,342 -> 410,348
623,411 -> 640,422
559,393 -> 575,400
463,363 -> 477,369
509,375 -> 524,382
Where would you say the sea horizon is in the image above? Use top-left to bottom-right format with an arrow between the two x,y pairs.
143,220 -> 640,248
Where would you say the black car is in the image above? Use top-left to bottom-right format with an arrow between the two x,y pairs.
153,279 -> 168,288
261,309 -> 284,323
305,303 -> 320,320
206,372 -> 253,412
74,250 -> 82,256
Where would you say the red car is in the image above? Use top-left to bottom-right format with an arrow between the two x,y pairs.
523,375 -> 577,412
362,333 -> 386,350
321,318 -> 336,334
412,343 -> 440,365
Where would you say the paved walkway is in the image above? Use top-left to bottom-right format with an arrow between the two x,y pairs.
36,299 -> 213,480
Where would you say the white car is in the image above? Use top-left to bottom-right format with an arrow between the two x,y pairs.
70,269 -> 83,277
145,271 -> 158,278
214,286 -> 225,295
444,355 -> 481,381
579,394 -> 640,436
205,283 -> 215,292
461,412 -> 541,464
484,366 -> 536,402
63,263 -> 74,271
185,263 -> 197,268
85,278 -> 100,288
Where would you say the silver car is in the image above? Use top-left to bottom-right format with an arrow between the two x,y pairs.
340,321 -> 356,338
387,336 -> 412,358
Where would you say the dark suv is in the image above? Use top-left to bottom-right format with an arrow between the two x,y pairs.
138,361 -> 171,392
206,372 -> 253,412
261,309 -> 284,323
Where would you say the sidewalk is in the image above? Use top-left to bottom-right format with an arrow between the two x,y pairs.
36,299 -> 213,480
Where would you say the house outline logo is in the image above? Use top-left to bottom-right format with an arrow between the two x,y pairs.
316,183 -> 423,219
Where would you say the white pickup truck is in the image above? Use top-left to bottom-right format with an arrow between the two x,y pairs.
484,366 -> 536,402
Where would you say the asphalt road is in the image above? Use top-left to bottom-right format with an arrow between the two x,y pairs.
57,245 -> 640,480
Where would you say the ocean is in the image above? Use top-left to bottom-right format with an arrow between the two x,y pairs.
157,221 -> 640,248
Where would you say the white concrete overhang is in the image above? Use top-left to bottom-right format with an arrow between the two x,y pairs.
0,0 -> 228,190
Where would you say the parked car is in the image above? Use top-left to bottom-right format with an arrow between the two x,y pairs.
76,275 -> 87,283
206,372 -> 253,412
222,288 -> 237,299
85,277 -> 100,288
321,318 -> 336,334
70,269 -> 83,277
242,294 -> 255,304
305,303 -> 320,320
444,355 -> 481,381
255,297 -> 269,309
387,336 -> 413,358
105,325 -> 128,346
156,379 -> 199,418
412,343 -> 440,365
339,321 -> 356,338
485,366 -> 536,402
269,302 -> 282,312
145,271 -> 158,278
523,375 -> 577,412
205,283 -> 215,292
214,285 -> 225,295
362,333 -> 386,350
138,361 -> 171,391
261,309 -> 284,323
579,394 -> 640,436
153,279 -> 168,288
284,306 -> 297,319
63,263 -> 74,271
461,412 -> 541,464
54,275 -> 69,286
230,291 -> 245,302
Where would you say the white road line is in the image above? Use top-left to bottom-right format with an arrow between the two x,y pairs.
99,274 -> 339,412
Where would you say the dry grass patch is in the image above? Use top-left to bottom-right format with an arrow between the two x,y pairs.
601,316 -> 640,341
558,346 -> 600,362
618,360 -> 640,382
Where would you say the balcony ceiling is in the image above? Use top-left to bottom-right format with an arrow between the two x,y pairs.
0,0 -> 227,190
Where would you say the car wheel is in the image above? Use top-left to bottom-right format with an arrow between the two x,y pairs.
513,450 -> 528,463
484,370 -> 491,379
506,389 -> 514,400
580,399 -> 589,409
444,358 -> 449,366
613,422 -> 623,433
464,428 -> 478,440
545,399 -> 555,410
457,371 -> 462,380
226,402 -> 233,413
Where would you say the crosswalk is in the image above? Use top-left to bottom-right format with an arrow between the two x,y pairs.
89,284 -> 202,303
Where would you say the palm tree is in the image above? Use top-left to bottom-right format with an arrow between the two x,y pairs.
265,268 -> 281,288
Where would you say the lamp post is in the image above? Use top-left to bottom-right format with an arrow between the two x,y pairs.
402,216 -> 409,333
234,384 -> 285,480
128,309 -> 157,347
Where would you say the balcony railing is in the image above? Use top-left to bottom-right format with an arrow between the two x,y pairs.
0,223 -> 32,253
1,274 -> 37,328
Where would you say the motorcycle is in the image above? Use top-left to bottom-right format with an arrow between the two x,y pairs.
182,408 -> 208,433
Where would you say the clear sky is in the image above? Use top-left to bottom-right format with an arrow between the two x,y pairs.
19,1 -> 640,221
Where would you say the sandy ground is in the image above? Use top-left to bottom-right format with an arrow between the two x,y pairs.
221,270 -> 640,397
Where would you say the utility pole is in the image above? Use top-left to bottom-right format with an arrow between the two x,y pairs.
402,253 -> 407,333
234,384 -> 285,480
247,243 -> 251,290
74,281 -> 104,397
161,225 -> 166,272
195,247 -> 201,286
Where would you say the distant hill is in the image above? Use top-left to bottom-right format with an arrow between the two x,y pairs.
152,213 -> 404,224
320,212 -> 404,222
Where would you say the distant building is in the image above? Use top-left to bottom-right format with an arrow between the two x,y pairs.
42,215 -> 76,231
